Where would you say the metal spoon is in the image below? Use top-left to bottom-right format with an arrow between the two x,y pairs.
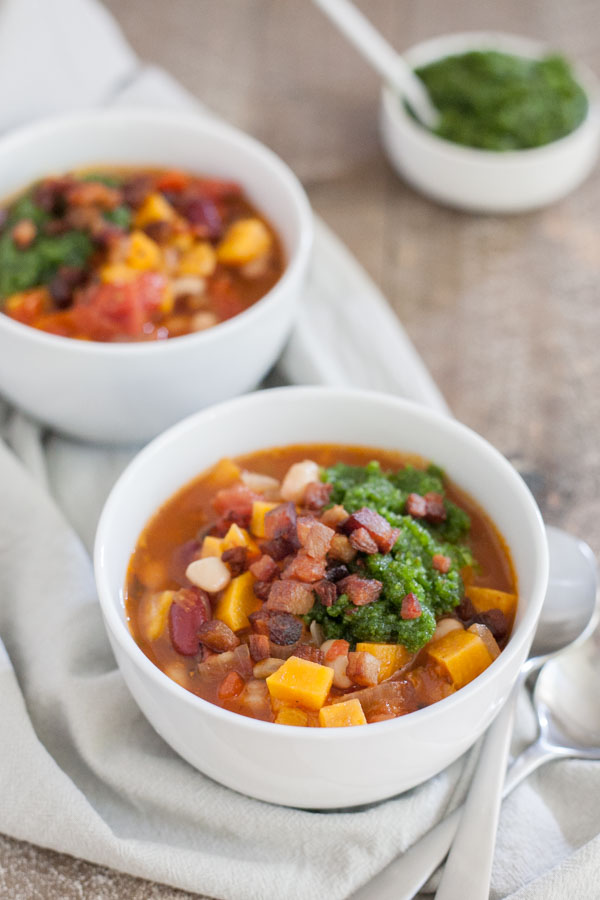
350,525 -> 598,900
311,0 -> 440,129
434,526 -> 598,899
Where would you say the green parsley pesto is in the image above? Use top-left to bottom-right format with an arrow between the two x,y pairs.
413,51 -> 587,150
306,461 -> 474,652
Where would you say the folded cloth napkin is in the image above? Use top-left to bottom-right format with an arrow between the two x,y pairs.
0,1 -> 599,899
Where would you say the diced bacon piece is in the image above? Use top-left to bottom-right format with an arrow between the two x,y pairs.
349,527 -> 378,554
424,492 -> 447,524
266,580 -> 315,614
297,516 -> 335,559
66,180 -> 121,209
218,670 -> 245,700
259,536 -> 295,560
264,502 -> 300,547
292,644 -> 325,665
248,633 -> 270,662
401,592 -> 422,619
281,551 -> 327,584
321,639 -> 350,662
406,493 -> 427,518
343,506 -> 399,553
280,460 -> 320,503
249,554 -> 279,581
253,580 -> 273,601
198,619 -> 240,653
168,587 -> 211,656
335,680 -> 418,721
347,651 -> 381,687
337,574 -> 383,607
267,613 -> 303,645
212,484 -> 259,528
432,554 -> 451,574
328,533 -> 357,563
248,607 -> 273,635
302,481 -> 333,511
320,504 -> 349,529
221,545 -> 248,577
313,579 -> 337,607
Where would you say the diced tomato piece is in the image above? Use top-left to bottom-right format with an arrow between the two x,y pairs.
194,178 -> 242,201
324,639 -> 350,662
72,272 -> 166,340
218,670 -> 245,700
155,170 -> 190,193
209,274 -> 245,322
401,592 -> 422,620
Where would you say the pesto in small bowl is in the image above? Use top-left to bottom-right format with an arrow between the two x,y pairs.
413,50 -> 588,151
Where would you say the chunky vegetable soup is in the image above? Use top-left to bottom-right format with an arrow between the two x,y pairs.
0,168 -> 283,341
126,446 -> 517,728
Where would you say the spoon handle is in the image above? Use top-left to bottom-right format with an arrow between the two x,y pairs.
433,688 -> 518,900
310,0 -> 439,127
349,696 -> 540,900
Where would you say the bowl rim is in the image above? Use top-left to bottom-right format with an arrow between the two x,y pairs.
0,107 -> 313,356
381,29 -> 600,165
94,385 -> 549,740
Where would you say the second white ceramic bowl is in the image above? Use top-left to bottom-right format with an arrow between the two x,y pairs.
380,32 -> 600,213
95,387 -> 548,808
0,110 -> 312,443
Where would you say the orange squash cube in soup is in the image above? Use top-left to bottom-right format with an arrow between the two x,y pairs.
125,443 -> 517,726
0,167 -> 284,342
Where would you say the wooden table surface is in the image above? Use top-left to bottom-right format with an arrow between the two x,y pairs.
2,0 -> 598,896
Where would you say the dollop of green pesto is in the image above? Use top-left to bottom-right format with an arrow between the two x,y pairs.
413,51 -> 587,150
306,461 -> 473,651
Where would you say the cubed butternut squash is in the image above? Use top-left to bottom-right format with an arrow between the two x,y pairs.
319,698 -> 367,727
266,656 -> 334,711
250,500 -> 278,538
208,457 -> 241,487
427,629 -> 493,689
355,642 -> 412,682
99,263 -> 138,284
222,523 -> 260,557
127,230 -> 162,270
214,571 -> 260,632
465,586 -> 518,620
200,536 -> 224,559
140,590 -> 174,641
178,242 -> 217,277
275,707 -> 309,727
134,192 -> 177,228
217,218 -> 272,266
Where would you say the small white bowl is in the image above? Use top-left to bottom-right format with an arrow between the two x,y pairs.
380,32 -> 600,213
0,110 -> 312,443
94,387 -> 548,808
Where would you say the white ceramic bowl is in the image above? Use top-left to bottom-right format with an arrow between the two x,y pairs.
95,387 -> 548,808
0,110 -> 312,443
380,32 -> 600,213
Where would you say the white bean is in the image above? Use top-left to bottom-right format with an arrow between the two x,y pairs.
241,470 -> 281,495
186,557 -> 231,593
280,460 -> 320,503
253,658 -> 285,679
432,617 -> 464,643
327,654 -> 352,689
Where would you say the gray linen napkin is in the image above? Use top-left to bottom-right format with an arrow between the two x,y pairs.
0,1 -> 599,898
